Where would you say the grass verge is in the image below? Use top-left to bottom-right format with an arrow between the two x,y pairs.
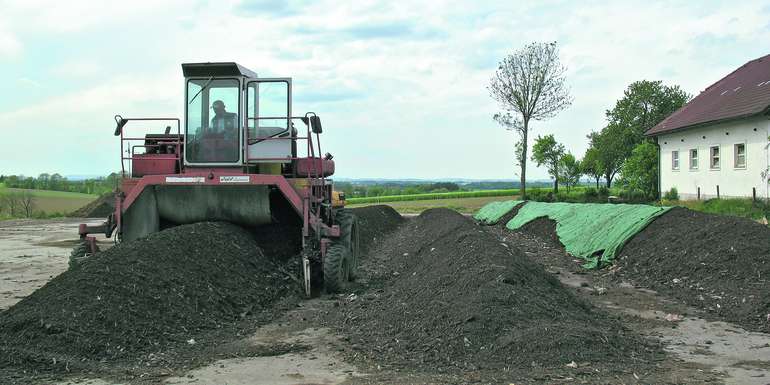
660,198 -> 768,221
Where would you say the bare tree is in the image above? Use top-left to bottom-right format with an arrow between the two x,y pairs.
19,191 -> 35,218
2,193 -> 21,217
488,41 -> 572,198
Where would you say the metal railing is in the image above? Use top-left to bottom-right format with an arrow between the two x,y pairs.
118,118 -> 182,178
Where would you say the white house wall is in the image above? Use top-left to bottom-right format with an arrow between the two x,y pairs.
658,116 -> 770,200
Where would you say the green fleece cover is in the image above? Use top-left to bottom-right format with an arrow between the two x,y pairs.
473,200 -> 524,225
505,202 -> 671,269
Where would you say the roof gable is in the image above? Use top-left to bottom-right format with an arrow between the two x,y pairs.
646,54 -> 770,136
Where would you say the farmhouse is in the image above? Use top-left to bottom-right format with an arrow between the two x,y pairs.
647,54 -> 770,200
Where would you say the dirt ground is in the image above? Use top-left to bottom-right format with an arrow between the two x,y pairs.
0,218 -> 111,311
1,212 -> 769,384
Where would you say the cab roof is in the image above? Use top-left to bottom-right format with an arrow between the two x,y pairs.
181,62 -> 258,78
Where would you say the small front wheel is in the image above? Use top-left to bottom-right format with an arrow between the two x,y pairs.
323,243 -> 351,293
69,241 -> 99,270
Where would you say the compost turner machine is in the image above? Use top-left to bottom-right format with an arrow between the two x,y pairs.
75,62 -> 359,295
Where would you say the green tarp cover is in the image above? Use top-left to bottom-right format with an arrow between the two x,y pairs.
473,200 -> 524,225
505,202 -> 671,269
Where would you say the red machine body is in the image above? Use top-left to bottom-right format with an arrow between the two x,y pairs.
77,62 -> 356,295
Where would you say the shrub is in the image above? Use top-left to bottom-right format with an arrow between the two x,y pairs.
663,187 -> 679,201
598,186 -> 610,197
526,189 -> 555,202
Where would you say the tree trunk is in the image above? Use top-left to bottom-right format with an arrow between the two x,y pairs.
520,121 -> 528,199
553,161 -> 559,193
595,177 -> 600,189
605,172 -> 612,188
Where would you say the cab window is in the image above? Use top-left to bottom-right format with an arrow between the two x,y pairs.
247,81 -> 290,142
185,78 -> 240,163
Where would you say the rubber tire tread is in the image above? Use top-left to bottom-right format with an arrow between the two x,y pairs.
335,209 -> 360,280
323,243 -> 349,293
69,241 -> 99,270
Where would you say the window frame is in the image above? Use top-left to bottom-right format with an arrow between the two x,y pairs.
734,142 -> 746,169
671,150 -> 680,171
689,148 -> 699,170
246,79 -> 292,145
709,145 -> 720,170
183,77 -> 243,166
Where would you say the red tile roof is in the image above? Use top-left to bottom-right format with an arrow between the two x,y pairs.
646,54 -> 770,136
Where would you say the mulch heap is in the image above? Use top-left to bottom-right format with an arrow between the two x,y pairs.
70,193 -> 115,218
351,205 -> 404,252
617,207 -> 770,333
331,208 -> 662,381
0,222 -> 297,377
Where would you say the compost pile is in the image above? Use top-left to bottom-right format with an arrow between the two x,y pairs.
0,222 -> 296,374
617,207 -> 770,332
331,208 -> 660,379
70,193 -> 115,218
351,205 -> 404,252
512,216 -> 562,248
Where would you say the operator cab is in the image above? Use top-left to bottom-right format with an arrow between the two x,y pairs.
183,62 -> 293,168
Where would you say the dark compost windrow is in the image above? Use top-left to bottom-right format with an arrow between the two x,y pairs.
328,208 -> 662,380
0,222 -> 297,375
617,207 -> 770,333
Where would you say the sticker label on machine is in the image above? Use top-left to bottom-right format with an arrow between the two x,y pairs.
165,176 -> 205,183
220,176 -> 251,183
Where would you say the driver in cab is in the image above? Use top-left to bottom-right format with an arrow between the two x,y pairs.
209,100 -> 238,140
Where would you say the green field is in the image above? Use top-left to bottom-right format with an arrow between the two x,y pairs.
0,185 -> 97,216
349,195 -> 521,214
346,189 -> 521,205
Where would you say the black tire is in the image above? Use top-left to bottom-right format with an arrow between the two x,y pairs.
69,241 -> 99,270
335,209 -> 360,281
323,243 -> 350,293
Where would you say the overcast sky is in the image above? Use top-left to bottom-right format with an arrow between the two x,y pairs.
1,0 -> 769,180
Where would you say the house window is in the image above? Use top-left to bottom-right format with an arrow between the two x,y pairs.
734,143 -> 746,168
672,150 -> 679,170
710,146 -> 720,169
689,149 -> 698,170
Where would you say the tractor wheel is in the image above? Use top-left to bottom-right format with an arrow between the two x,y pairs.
69,241 -> 99,270
323,242 -> 351,293
335,209 -> 360,281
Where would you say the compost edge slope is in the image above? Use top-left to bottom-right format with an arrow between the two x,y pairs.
325,208 -> 662,382
617,207 -> 770,333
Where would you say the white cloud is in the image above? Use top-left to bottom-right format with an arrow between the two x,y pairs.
2,0 -> 770,178
51,59 -> 104,77
0,27 -> 21,58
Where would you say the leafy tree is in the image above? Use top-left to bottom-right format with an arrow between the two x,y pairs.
619,141 -> 660,199
559,153 -> 582,192
589,80 -> 690,188
429,182 -> 460,192
587,129 -> 626,187
582,147 -> 603,188
531,134 -> 566,193
606,80 -> 690,146
488,41 -> 572,198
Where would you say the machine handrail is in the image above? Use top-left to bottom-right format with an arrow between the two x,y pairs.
119,118 -> 181,178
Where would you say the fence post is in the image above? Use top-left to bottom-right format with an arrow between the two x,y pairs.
716,185 -> 720,199
753,187 -> 757,202
697,187 -> 701,200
